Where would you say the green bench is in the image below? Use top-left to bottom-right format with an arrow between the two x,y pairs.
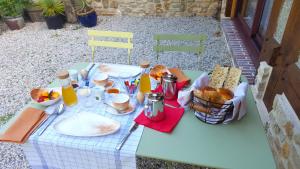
153,34 -> 207,60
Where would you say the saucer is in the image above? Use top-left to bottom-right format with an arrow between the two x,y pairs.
107,104 -> 136,116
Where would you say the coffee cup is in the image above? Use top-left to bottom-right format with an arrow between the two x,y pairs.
93,73 -> 109,86
112,94 -> 130,111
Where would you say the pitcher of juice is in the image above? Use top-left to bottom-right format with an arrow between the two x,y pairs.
136,61 -> 151,104
139,61 -> 151,94
57,70 -> 78,106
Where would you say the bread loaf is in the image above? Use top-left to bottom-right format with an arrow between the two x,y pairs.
209,65 -> 229,88
224,67 -> 242,91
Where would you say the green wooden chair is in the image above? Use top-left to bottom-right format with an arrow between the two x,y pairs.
153,34 -> 207,60
87,30 -> 133,64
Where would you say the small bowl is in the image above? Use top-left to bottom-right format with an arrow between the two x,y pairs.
106,88 -> 120,94
112,94 -> 130,111
31,88 -> 61,106
93,73 -> 109,86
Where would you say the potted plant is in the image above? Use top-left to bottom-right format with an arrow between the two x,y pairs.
37,0 -> 65,29
25,1 -> 44,22
0,0 -> 28,30
76,0 -> 97,27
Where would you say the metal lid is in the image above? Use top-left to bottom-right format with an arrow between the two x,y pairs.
148,93 -> 164,101
57,70 -> 69,79
140,60 -> 150,68
162,74 -> 177,82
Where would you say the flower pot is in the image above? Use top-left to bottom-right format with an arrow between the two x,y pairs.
77,9 -> 97,27
44,15 -> 65,29
26,7 -> 44,22
3,16 -> 25,30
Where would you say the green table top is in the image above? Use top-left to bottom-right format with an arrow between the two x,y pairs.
136,71 -> 276,169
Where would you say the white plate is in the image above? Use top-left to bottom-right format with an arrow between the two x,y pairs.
98,64 -> 141,78
53,112 -> 120,137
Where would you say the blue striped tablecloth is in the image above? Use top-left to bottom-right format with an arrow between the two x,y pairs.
22,63 -> 144,169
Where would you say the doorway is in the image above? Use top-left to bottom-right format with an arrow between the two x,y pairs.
235,0 -> 274,57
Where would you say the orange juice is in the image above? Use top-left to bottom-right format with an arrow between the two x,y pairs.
139,73 -> 151,94
62,85 -> 78,106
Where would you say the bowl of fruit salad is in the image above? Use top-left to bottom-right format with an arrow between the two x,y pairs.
31,88 -> 61,106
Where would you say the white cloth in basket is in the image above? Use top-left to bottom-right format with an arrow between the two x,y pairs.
177,73 -> 248,124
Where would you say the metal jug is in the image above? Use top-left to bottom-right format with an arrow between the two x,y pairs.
161,74 -> 178,100
144,93 -> 165,121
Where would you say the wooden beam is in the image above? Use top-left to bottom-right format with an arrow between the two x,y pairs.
230,0 -> 238,18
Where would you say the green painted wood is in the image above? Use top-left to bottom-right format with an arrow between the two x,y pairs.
154,34 -> 207,59
136,70 -> 276,169
154,45 -> 201,53
154,34 -> 207,41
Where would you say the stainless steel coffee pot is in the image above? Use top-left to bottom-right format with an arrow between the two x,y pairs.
161,74 -> 178,100
144,93 -> 165,121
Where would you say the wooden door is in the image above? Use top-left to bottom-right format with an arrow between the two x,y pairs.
260,0 -> 300,117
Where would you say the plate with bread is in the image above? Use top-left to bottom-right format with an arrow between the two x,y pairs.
190,65 -> 243,124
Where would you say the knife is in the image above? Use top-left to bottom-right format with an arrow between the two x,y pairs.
116,123 -> 139,150
86,63 -> 95,86
165,103 -> 180,109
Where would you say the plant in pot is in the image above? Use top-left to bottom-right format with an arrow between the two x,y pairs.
37,0 -> 65,29
25,0 -> 44,22
76,0 -> 97,27
0,0 -> 29,30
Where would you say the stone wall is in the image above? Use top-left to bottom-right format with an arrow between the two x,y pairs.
266,94 -> 300,169
88,0 -> 222,17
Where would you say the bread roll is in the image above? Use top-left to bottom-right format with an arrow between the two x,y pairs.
217,88 -> 234,101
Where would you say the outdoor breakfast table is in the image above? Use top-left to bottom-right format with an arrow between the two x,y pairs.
18,63 -> 275,169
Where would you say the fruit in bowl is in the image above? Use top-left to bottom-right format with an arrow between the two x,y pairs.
31,88 -> 61,106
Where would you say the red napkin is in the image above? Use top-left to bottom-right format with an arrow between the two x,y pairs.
134,80 -> 188,133
134,106 -> 184,133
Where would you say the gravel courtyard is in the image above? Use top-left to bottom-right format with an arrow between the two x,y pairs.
0,16 -> 231,168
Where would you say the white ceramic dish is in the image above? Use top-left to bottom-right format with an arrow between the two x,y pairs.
93,73 -> 109,86
53,112 -> 120,137
98,64 -> 141,78
31,87 -> 61,106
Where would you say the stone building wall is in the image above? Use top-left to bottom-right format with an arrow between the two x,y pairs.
88,0 -> 222,17
266,94 -> 300,169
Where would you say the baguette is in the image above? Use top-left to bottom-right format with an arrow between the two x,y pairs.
208,65 -> 229,88
224,67 -> 242,91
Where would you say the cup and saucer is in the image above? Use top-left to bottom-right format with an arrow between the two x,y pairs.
92,73 -> 114,89
107,93 -> 136,115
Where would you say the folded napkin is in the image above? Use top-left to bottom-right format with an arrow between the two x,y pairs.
0,107 -> 47,144
134,106 -> 184,133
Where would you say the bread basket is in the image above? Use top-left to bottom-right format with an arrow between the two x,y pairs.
190,91 -> 234,124
190,69 -> 241,124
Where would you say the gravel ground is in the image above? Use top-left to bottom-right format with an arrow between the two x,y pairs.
0,16 -> 231,169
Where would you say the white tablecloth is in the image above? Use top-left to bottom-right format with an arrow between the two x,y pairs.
22,63 -> 144,169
